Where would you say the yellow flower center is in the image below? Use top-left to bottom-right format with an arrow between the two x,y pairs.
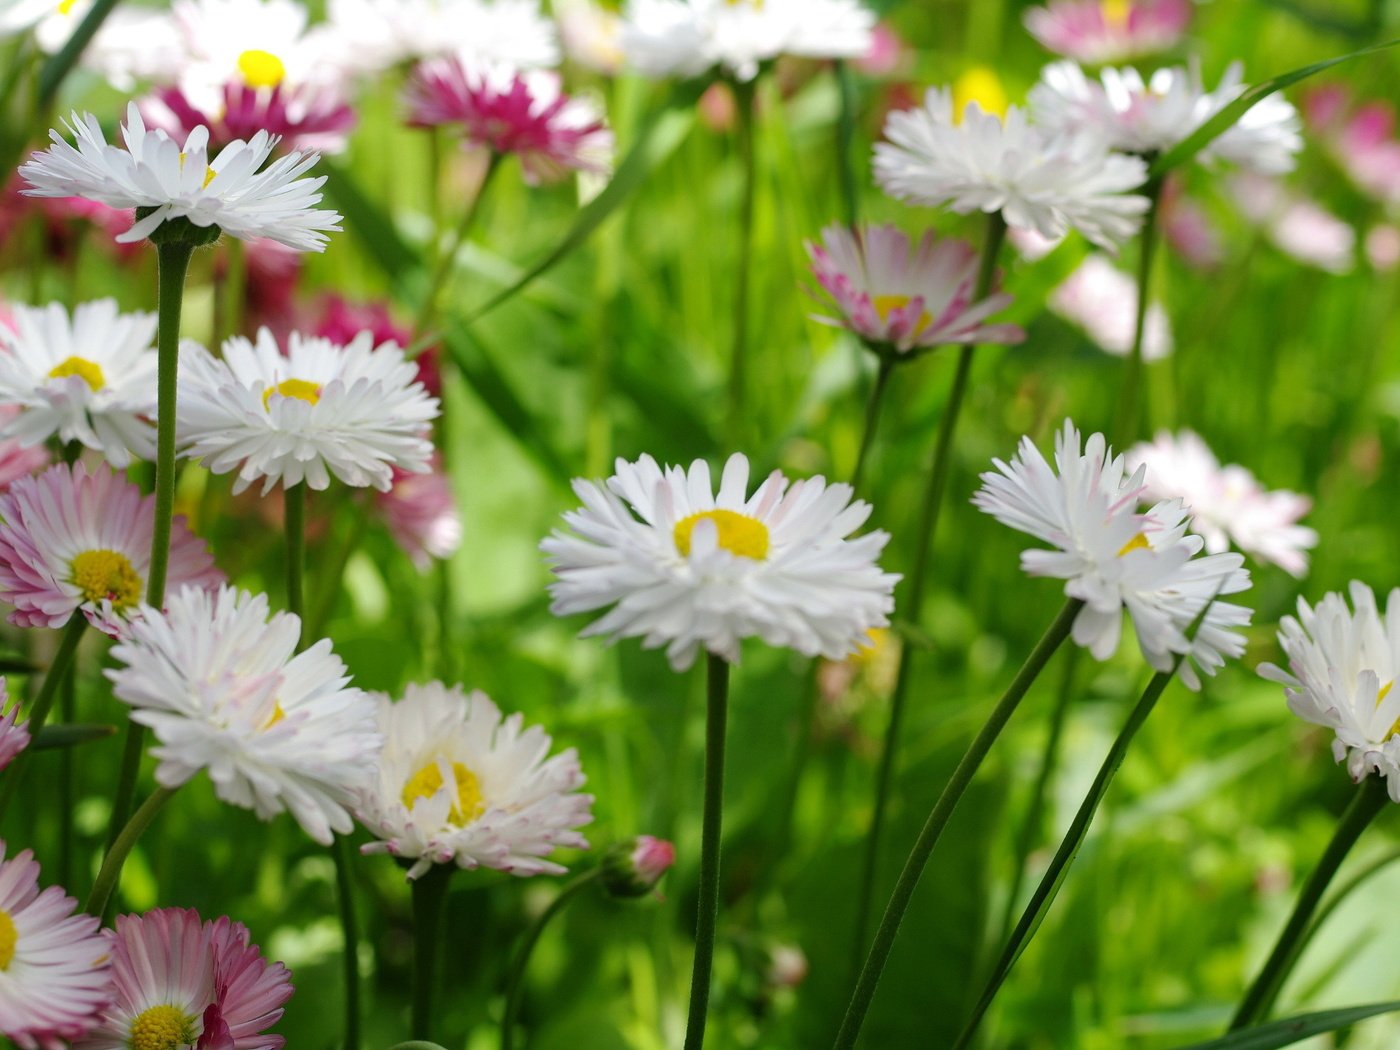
402,760 -> 485,826
129,1004 -> 197,1050
1116,532 -> 1151,557
724,0 -> 764,7
673,509 -> 771,560
56,0 -> 78,13
1377,680 -> 1400,741
871,294 -> 933,333
1101,0 -> 1131,28
262,378 -> 322,410
0,910 -> 16,970
851,627 -> 889,667
47,355 -> 105,391
262,702 -> 286,730
238,48 -> 287,89
953,66 -> 1009,123
177,153 -> 219,188
70,549 -> 142,609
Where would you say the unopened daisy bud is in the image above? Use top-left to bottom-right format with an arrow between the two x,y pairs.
601,835 -> 675,898
0,681 -> 28,772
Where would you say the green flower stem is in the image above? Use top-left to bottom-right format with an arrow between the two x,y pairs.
726,75 -> 758,447
308,506 -> 371,640
501,868 -> 602,1050
833,60 -> 860,228
413,152 -> 502,341
1111,178 -> 1164,444
683,653 -> 732,1050
833,597 -> 1082,1050
410,864 -> 453,1042
85,784 -> 177,917
284,484 -> 306,621
57,658 -> 75,885
335,836 -> 363,1050
0,614 -> 86,822
850,355 -> 895,496
148,240 -> 195,607
1229,774 -> 1390,1031
850,211 -> 1007,960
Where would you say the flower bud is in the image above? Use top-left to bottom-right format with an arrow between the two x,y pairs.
601,835 -> 675,898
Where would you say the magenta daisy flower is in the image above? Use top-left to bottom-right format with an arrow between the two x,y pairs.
141,82 -> 357,156
1024,0 -> 1191,65
0,841 -> 111,1050
806,224 -> 1024,354
77,907 -> 292,1050
406,58 -> 613,183
0,463 -> 223,635
0,681 -> 29,771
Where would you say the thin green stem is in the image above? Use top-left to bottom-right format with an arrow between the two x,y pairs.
726,76 -> 758,447
284,485 -> 306,622
1229,774 -> 1390,1031
85,784 -> 177,917
410,864 -> 453,1041
57,655 -> 75,886
683,654 -> 732,1050
307,506 -> 371,640
833,60 -> 859,227
850,356 -> 895,496
501,868 -> 602,1050
1112,179 -> 1164,445
0,614 -> 85,822
413,153 -> 502,341
147,240 -> 195,607
335,836 -> 363,1050
833,597 -> 1082,1050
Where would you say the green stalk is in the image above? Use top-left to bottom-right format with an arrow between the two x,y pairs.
1111,178 -> 1164,444
410,864 -> 453,1041
833,60 -> 860,227
335,836 -> 363,1050
0,614 -> 86,822
284,485 -> 306,621
85,784 -> 177,917
501,868 -> 602,1050
413,152 -> 502,341
833,597 -> 1082,1050
726,75 -> 758,447
683,654 -> 732,1050
1229,774 -> 1390,1031
850,355 -> 895,496
57,658 -> 75,885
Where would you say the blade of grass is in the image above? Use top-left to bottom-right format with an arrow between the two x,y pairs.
1174,1001 -> 1400,1049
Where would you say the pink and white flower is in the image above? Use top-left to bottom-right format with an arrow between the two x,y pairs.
1049,254 -> 1173,360
0,681 -> 29,772
601,834 -> 676,897
1023,0 -> 1191,65
1228,173 -> 1356,275
141,82 -> 356,156
1304,84 -> 1400,206
0,405 -> 49,493
375,462 -> 463,571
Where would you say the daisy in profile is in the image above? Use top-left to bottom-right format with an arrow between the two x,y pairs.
805,224 -> 1025,354
20,102 -> 342,250
328,0 -> 560,76
77,907 -> 292,1050
0,681 -> 29,771
1049,254 -> 1173,360
1260,583 -> 1400,797
0,463 -> 222,634
874,89 -> 1150,250
356,682 -> 593,880
542,452 -> 900,671
106,585 -> 382,845
0,841 -> 111,1049
176,328 -> 439,495
1023,0 -> 1191,65
1127,430 -> 1318,577
0,299 -> 158,467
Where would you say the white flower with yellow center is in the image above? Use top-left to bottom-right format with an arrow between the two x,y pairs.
20,101 -> 342,250
542,452 -> 900,671
176,327 -> 439,495
107,585 -> 382,845
0,299 -> 158,467
327,0 -> 559,75
356,682 -> 593,880
28,2 -> 183,90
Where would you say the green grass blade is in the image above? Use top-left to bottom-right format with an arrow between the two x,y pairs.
1174,1001 -> 1400,1048
30,723 -> 118,751
36,0 -> 120,106
321,157 -> 418,282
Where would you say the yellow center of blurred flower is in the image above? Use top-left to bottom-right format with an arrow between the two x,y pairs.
129,1004 -> 196,1050
673,509 -> 771,560
262,378 -> 322,410
238,48 -> 287,89
0,910 -> 16,970
263,702 -> 286,730
1116,532 -> 1151,557
952,66 -> 1009,123
56,0 -> 78,13
70,549 -> 142,609
402,760 -> 485,825
871,294 -> 933,333
1101,0 -> 1131,28
724,0 -> 764,8
47,355 -> 104,391
851,627 -> 889,667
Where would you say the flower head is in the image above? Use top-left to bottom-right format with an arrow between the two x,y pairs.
141,83 -> 357,156
107,585 -> 382,845
20,102 -> 342,250
804,223 -> 1024,352
77,906 -> 292,1050
1305,84 -> 1400,206
0,841 -> 111,1049
1049,254 -> 1172,360
328,0 -> 560,75
314,295 -> 439,396
874,89 -> 1150,250
0,405 -> 50,492
601,835 -> 676,898
1023,0 -> 1191,65
356,682 -> 593,880
177,327 -> 439,495
543,452 -> 900,671
0,681 -> 29,772
0,463 -> 222,635
375,462 -> 463,571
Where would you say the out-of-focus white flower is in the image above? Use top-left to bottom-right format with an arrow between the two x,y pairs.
1228,173 -> 1355,274
557,0 -> 625,73
1023,0 -> 1191,65
27,2 -> 183,90
327,0 -> 559,75
1049,254 -> 1172,360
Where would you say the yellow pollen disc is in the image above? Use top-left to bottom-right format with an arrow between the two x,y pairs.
852,627 -> 889,667
263,702 -> 286,730
47,355 -> 105,391
1376,681 -> 1400,740
70,549 -> 142,610
871,294 -> 933,333
129,1003 -> 196,1050
56,0 -> 78,13
724,0 -> 764,7
402,760 -> 486,825
1116,532 -> 1151,557
1101,0 -> 1131,28
262,378 -> 322,410
673,509 -> 771,560
238,48 -> 287,89
952,66 -> 1009,123
0,910 -> 16,970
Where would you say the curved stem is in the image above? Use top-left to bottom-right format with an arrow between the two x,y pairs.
501,868 -> 602,1050
1111,179 -> 1164,445
85,784 -> 177,917
284,484 -> 306,622
683,654 -> 732,1050
335,836 -> 363,1050
833,597 -> 1082,1050
1229,774 -> 1390,1031
413,152 -> 502,341
850,356 -> 895,497
411,864 -> 453,1041
0,614 -> 86,822
726,75 -> 758,447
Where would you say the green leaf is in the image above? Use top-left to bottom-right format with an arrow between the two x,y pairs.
0,654 -> 38,673
30,723 -> 118,751
36,0 -> 120,106
1150,40 -> 1400,177
321,158 -> 418,281
386,1043 -> 449,1050
1174,1000 -> 1400,1048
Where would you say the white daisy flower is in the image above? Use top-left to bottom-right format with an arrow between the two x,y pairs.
356,682 -> 593,880
874,89 -> 1150,250
621,0 -> 874,81
1049,254 -> 1173,361
106,585 -> 382,845
542,452 -> 900,671
19,102 -> 342,250
327,0 -> 559,75
29,2 -> 184,91
176,327 -> 439,495
0,0 -> 49,37
0,299 -> 157,467
1260,583 -> 1400,799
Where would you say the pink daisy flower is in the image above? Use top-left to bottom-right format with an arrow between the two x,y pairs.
1023,0 -> 1191,65
1304,84 -> 1400,206
805,224 -> 1024,354
406,58 -> 613,184
141,82 -> 357,156
0,463 -> 223,635
77,907 -> 292,1050
0,680 -> 30,771
375,461 -> 462,571
0,405 -> 50,491
0,841 -> 111,1049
